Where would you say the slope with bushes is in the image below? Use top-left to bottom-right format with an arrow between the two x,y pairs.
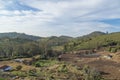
64,32 -> 120,53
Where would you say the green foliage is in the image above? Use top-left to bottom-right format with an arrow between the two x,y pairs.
0,78 -> 6,80
11,71 -> 27,77
0,33 -> 72,60
64,32 -> 120,52
28,69 -> 37,76
58,64 -> 68,73
35,60 -> 58,67
35,62 -> 41,67
110,48 -> 117,53
0,38 -> 41,59
0,32 -> 40,41
1,31 -> 120,60
16,65 -> 22,71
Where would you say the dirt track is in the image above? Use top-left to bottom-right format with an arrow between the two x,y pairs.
61,53 -> 120,80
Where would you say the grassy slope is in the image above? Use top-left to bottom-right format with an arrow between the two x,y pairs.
64,32 -> 120,51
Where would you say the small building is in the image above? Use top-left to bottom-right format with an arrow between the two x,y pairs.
0,65 -> 12,72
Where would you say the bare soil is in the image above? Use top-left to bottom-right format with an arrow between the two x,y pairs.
61,52 -> 120,80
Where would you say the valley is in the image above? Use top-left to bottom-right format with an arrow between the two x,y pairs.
0,31 -> 120,80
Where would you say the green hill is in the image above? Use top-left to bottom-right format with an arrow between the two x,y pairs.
77,31 -> 106,39
0,32 -> 41,41
0,31 -> 120,59
37,36 -> 73,51
0,33 -> 73,59
64,32 -> 120,53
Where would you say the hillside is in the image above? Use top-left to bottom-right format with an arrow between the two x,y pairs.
64,32 -> 120,52
37,36 -> 73,51
0,31 -> 120,80
0,31 -> 120,59
0,32 -> 41,41
0,32 -> 73,59
77,31 -> 106,39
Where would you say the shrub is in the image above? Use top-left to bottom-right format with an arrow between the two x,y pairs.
35,62 -> 41,67
110,48 -> 117,53
16,65 -> 22,71
11,71 -> 27,77
58,64 -> 68,73
35,60 -> 58,67
82,65 -> 103,80
29,69 -> 37,76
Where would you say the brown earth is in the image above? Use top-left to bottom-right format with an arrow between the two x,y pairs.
61,52 -> 120,80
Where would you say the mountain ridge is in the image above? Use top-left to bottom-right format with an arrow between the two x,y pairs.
0,32 -> 41,41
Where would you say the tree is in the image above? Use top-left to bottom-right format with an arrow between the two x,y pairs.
23,42 -> 40,57
13,45 -> 24,57
38,39 -> 50,59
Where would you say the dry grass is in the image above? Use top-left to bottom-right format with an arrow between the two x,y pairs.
0,60 -> 36,71
61,52 -> 120,80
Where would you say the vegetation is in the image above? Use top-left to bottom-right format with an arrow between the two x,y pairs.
0,78 -> 5,80
64,32 -> 120,53
0,38 -> 40,59
0,31 -> 120,79
0,61 -> 86,80
0,32 -> 40,41
35,60 -> 58,67
16,65 -> 22,71
0,32 -> 72,60
82,65 -> 103,80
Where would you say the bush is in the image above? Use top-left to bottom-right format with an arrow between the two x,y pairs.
82,65 -> 103,80
11,71 -> 27,77
35,60 -> 58,67
58,64 -> 68,73
29,69 -> 37,76
35,62 -> 41,67
16,65 -> 22,71
110,48 -> 117,53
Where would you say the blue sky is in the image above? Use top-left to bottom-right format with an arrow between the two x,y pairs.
0,0 -> 120,37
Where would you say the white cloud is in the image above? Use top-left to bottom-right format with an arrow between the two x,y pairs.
0,0 -> 120,37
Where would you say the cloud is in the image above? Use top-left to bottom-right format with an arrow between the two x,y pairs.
0,0 -> 120,37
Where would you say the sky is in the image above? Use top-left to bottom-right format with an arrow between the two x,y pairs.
0,0 -> 120,37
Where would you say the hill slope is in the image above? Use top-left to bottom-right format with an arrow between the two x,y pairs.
64,32 -> 120,52
77,31 -> 106,39
0,32 -> 41,41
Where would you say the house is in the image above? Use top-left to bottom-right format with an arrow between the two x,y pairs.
0,65 -> 12,72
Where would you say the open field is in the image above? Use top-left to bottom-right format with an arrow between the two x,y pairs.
0,59 -> 82,80
1,51 -> 120,80
61,52 -> 120,80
